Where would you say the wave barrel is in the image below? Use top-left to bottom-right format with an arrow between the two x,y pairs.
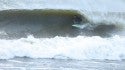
0,9 -> 87,39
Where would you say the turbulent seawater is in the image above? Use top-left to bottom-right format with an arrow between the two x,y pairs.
0,0 -> 125,70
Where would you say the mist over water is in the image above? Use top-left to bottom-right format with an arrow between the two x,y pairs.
1,0 -> 125,12
0,0 -> 125,60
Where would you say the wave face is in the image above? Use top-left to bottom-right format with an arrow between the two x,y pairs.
0,0 -> 125,60
0,10 -> 87,39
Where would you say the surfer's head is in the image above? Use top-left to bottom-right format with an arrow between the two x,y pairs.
73,15 -> 82,24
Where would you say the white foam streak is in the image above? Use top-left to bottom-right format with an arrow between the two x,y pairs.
0,35 -> 125,60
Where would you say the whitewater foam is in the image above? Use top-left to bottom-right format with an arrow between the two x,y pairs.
0,35 -> 125,60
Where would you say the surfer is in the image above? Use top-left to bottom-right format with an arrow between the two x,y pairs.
73,15 -> 82,24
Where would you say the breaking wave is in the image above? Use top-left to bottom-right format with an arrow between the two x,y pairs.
0,0 -> 125,60
0,35 -> 125,60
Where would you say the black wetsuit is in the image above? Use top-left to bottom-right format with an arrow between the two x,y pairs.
73,15 -> 82,24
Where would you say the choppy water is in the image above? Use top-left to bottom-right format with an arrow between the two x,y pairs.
0,0 -> 125,70
0,57 -> 125,70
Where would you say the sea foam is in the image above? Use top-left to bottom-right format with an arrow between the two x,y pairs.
0,35 -> 125,60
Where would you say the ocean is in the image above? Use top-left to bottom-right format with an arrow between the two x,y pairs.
0,0 -> 125,70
